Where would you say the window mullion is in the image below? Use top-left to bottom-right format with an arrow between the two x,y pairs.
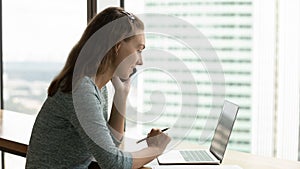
87,0 -> 97,23
276,0 -> 300,161
251,0 -> 276,157
0,0 -> 3,109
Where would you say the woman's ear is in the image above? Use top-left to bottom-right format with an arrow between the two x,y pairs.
115,42 -> 122,55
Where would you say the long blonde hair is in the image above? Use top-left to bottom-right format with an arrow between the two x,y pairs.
48,7 -> 144,96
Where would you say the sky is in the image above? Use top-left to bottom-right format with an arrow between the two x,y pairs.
2,0 -> 86,62
2,0 -> 146,63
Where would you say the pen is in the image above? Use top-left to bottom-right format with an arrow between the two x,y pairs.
136,127 -> 169,144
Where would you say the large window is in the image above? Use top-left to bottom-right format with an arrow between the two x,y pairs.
124,0 -> 253,153
2,0 -> 86,115
122,0 -> 300,161
2,0 -> 86,168
1,1 -> 299,167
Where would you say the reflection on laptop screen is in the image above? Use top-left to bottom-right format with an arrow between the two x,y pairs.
209,100 -> 239,161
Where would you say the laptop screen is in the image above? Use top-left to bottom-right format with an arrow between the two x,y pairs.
209,100 -> 239,162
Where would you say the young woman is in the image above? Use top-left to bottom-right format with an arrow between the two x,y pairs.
25,7 -> 171,169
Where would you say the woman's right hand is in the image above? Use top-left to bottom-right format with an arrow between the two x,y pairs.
146,128 -> 171,154
131,129 -> 171,169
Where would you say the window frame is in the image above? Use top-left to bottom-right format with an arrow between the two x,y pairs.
251,0 -> 276,157
0,0 -> 3,110
276,0 -> 300,160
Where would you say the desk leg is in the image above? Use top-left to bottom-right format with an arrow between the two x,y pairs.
1,151 -> 4,169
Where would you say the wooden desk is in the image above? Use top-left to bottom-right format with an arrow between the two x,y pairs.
0,110 -> 36,168
140,143 -> 300,169
222,149 -> 300,169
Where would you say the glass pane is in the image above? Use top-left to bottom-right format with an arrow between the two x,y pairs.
125,0 -> 253,153
97,0 -> 120,12
3,0 -> 86,115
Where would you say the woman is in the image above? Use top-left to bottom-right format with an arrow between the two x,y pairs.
26,7 -> 171,169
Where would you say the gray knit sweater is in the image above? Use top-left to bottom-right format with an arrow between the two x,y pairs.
25,76 -> 132,169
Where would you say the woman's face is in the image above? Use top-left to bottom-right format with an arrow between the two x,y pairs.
114,33 -> 145,80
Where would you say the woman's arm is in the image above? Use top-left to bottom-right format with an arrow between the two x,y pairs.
108,94 -> 126,141
131,147 -> 161,169
72,77 -> 133,168
108,77 -> 130,141
108,77 -> 171,168
73,77 -> 171,169
131,129 -> 171,169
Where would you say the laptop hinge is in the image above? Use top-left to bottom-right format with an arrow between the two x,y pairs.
210,148 -> 223,163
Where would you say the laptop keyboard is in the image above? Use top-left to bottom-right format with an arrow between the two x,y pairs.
180,150 -> 214,161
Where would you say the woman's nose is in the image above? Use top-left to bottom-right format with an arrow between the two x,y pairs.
136,55 -> 143,65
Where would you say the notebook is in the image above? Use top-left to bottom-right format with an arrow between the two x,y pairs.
157,100 -> 239,165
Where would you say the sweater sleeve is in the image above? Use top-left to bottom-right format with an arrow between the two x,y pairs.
71,77 -> 132,169
101,86 -> 124,147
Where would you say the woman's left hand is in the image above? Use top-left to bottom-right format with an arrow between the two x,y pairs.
111,76 -> 131,99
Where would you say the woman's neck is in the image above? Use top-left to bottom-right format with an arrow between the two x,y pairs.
94,68 -> 114,89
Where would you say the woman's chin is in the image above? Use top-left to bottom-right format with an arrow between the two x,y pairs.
119,75 -> 130,82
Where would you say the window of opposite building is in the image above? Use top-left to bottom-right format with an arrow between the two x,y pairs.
123,0 -> 253,153
122,0 -> 300,161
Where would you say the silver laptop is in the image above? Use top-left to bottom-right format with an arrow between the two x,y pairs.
157,100 -> 239,165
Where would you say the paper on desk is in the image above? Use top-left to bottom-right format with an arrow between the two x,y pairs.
152,165 -> 243,169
